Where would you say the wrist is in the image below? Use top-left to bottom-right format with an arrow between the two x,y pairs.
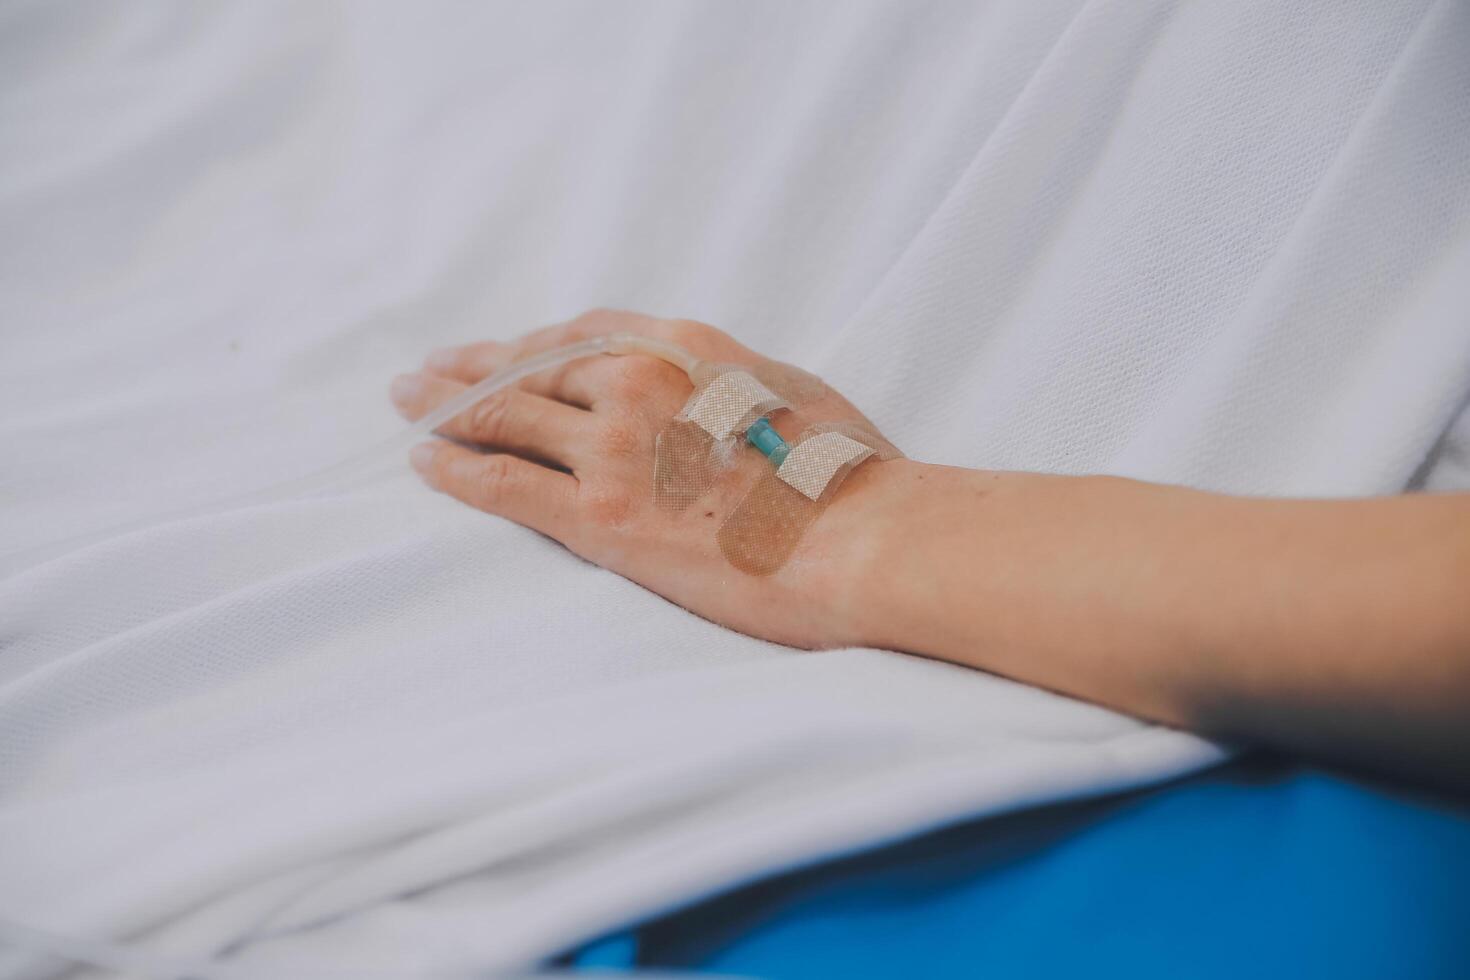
823,457 -> 983,654
849,465 -> 1219,724
837,464 -> 1161,679
796,457 -> 915,649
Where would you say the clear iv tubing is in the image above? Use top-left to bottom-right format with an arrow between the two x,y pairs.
0,333 -> 702,575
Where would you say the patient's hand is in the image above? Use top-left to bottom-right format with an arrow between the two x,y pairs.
390,309 -> 910,649
392,308 -> 1470,791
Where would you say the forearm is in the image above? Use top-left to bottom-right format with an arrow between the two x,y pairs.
847,461 -> 1470,786
395,312 -> 1467,787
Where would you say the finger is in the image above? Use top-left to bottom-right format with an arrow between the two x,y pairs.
424,311 -> 661,384
423,340 -> 512,383
535,355 -> 692,413
427,307 -> 752,379
512,309 -> 667,355
410,440 -> 579,543
423,309 -> 752,404
424,343 -> 611,408
391,372 -> 592,469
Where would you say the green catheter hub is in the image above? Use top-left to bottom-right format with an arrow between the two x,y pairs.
744,417 -> 791,467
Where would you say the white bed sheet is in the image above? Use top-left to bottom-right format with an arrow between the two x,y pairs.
2,1 -> 1468,975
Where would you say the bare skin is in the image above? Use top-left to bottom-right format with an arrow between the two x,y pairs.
391,310 -> 1470,791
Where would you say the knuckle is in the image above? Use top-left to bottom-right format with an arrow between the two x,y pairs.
578,306 -> 621,323
594,420 -> 643,460
581,484 -> 635,529
467,392 -> 512,439
566,307 -> 622,340
663,318 -> 712,348
607,357 -> 670,400
473,455 -> 518,504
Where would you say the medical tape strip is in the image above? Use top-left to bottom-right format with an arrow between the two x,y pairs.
774,431 -> 875,501
652,419 -> 720,511
804,418 -> 905,463
716,425 -> 892,576
683,370 -> 789,440
654,368 -> 790,513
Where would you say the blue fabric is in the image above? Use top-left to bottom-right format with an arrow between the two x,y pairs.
571,756 -> 1470,978
572,932 -> 640,970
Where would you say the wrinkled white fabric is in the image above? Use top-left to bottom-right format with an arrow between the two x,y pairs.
2,0 -> 1468,976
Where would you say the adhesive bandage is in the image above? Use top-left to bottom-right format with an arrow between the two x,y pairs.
715,420 -> 901,575
653,361 -> 819,515
650,358 -> 898,574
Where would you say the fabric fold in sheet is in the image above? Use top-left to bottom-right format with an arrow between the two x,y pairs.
1,0 -> 1468,976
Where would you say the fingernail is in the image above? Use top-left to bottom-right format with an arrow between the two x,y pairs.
410,442 -> 436,474
426,348 -> 458,372
390,374 -> 421,405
